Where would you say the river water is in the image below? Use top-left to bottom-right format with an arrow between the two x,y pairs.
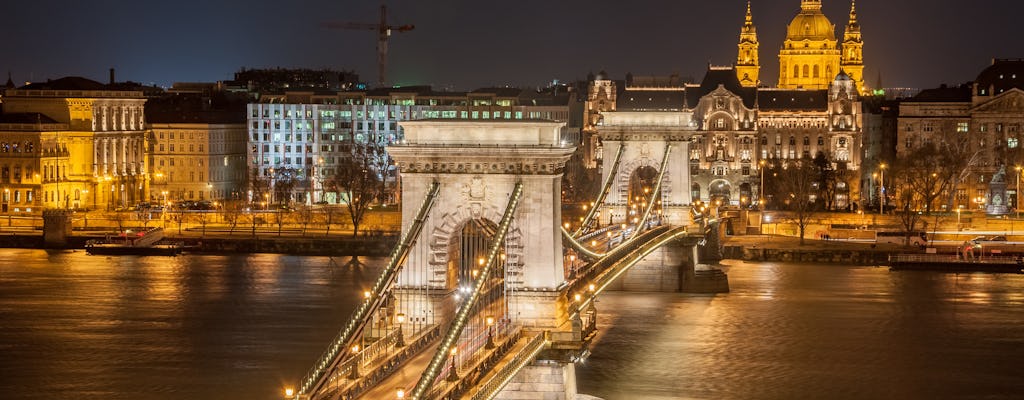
1,251 -> 1023,399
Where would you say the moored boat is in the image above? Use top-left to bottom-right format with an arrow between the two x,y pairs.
84,227 -> 181,256
889,254 -> 1024,273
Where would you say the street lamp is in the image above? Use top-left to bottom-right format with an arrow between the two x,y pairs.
1016,165 -> 1021,220
395,313 -> 406,348
759,159 -> 766,208
485,315 -> 495,349
446,347 -> 459,381
878,163 -> 886,215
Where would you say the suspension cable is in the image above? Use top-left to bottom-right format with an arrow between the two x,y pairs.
631,144 -> 672,240
298,181 -> 440,397
574,144 -> 624,238
410,182 -> 524,399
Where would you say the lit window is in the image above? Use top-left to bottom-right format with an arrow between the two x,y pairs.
957,122 -> 969,133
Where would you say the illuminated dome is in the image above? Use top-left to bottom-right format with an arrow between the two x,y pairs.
785,0 -> 836,42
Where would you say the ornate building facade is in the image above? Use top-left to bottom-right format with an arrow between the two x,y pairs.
0,77 -> 147,211
587,0 -> 867,210
897,59 -> 1024,213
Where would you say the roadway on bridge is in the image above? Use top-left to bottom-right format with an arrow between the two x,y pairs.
359,342 -> 440,399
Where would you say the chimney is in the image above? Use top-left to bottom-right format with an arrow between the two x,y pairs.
109,68 -> 115,85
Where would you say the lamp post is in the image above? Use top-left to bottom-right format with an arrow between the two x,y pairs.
446,347 -> 459,381
878,163 -> 886,215
485,315 -> 495,349
759,159 -> 766,208
957,207 -> 962,232
1016,166 -> 1021,220
395,313 -> 406,348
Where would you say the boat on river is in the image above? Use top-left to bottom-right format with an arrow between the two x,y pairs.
85,227 -> 182,256
889,254 -> 1024,273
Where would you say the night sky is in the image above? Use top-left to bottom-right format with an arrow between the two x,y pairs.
3,0 -> 1023,90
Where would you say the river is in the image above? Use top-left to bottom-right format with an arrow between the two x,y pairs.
1,250 -> 1023,399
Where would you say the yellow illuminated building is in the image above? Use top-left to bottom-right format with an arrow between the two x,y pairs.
1,77 -> 147,211
840,0 -> 865,91
773,0 -> 865,91
735,1 -> 760,87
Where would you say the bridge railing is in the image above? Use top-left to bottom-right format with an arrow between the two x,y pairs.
470,331 -> 549,400
297,181 -> 441,397
319,324 -> 441,400
410,182 -> 524,399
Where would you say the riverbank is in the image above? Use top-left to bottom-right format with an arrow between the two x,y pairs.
0,231 -> 398,257
721,235 -> 907,265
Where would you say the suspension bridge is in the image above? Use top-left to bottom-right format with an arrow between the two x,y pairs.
287,119 -> 727,400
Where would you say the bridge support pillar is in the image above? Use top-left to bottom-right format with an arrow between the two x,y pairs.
42,209 -> 72,248
494,360 -> 578,400
605,236 -> 729,294
509,291 -> 564,329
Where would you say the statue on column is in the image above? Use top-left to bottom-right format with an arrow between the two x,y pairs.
987,165 -> 1009,215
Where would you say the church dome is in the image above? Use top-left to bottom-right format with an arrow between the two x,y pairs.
785,1 -> 836,42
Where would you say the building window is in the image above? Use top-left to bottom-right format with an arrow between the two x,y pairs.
817,136 -> 824,145
742,166 -> 750,176
1009,138 -> 1019,149
957,122 -> 969,133
803,136 -> 810,146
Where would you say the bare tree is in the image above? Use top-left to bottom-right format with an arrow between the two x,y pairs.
938,132 -> 983,210
250,169 -> 271,208
223,200 -> 243,235
297,206 -> 314,236
775,158 -> 820,245
273,167 -> 301,207
320,205 -> 344,237
273,210 -> 289,236
195,211 -> 210,238
329,144 -> 383,237
248,210 -> 261,238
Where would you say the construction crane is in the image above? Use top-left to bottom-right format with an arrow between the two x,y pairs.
323,2 -> 414,88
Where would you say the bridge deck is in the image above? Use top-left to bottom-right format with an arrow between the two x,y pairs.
358,342 -> 440,399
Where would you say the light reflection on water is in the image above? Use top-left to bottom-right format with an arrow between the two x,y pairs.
0,249 -> 381,400
576,260 -> 1024,400
4,251 -> 1024,399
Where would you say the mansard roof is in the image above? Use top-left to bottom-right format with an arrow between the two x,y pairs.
757,89 -> 829,111
20,76 -> 107,91
616,90 -> 686,111
910,84 -> 971,103
975,59 -> 1024,96
686,68 -> 757,108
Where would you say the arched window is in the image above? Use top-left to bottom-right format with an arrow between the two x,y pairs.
813,65 -> 820,78
789,136 -> 796,145
793,65 -> 800,78
802,65 -> 809,78
761,136 -> 768,145
803,136 -> 810,146
691,183 -> 702,202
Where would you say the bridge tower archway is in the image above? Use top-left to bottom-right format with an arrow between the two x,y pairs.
388,120 -> 577,332
598,130 -> 695,227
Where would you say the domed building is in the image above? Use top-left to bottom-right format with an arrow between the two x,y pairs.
736,0 -> 866,91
